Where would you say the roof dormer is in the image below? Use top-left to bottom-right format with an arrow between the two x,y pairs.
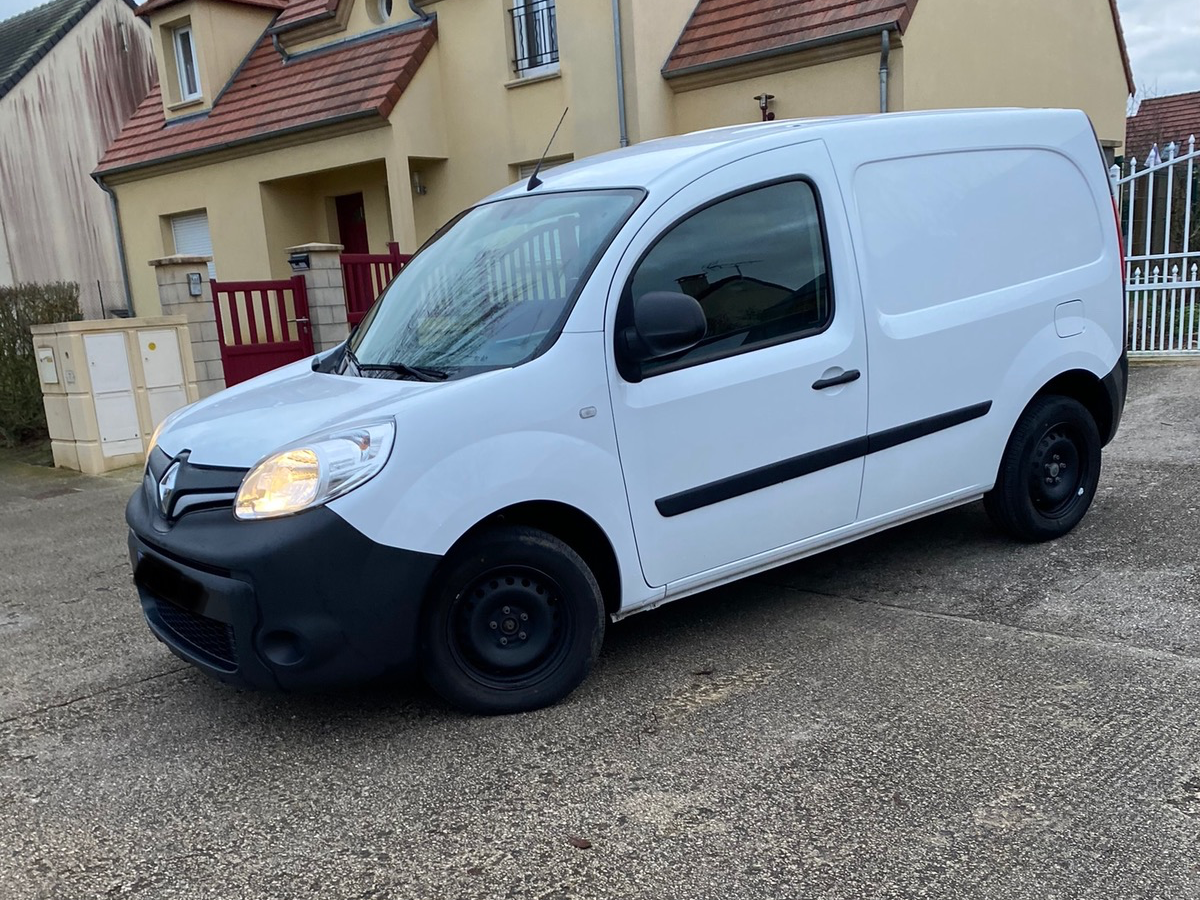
138,0 -> 285,120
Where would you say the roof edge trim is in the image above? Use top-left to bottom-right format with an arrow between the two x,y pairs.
94,109 -> 381,178
663,21 -> 900,80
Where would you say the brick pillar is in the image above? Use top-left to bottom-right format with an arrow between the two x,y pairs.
149,255 -> 226,399
286,243 -> 348,352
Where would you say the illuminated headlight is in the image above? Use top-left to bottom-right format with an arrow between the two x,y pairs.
234,421 -> 395,520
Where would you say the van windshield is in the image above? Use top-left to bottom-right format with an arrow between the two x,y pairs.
347,189 -> 643,378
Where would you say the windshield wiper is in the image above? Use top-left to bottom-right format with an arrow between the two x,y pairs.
344,347 -> 448,382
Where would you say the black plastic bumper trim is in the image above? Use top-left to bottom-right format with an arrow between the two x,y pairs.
127,486 -> 442,691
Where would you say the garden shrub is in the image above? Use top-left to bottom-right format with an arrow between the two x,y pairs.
0,283 -> 81,446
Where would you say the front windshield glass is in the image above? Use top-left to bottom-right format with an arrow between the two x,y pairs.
348,189 -> 643,378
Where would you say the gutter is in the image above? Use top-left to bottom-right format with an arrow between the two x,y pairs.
90,174 -> 135,316
663,23 -> 898,80
879,29 -> 890,113
611,0 -> 628,147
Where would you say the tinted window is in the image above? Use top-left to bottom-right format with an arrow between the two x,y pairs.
629,180 -> 831,375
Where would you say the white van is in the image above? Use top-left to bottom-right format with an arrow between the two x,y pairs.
129,109 -> 1127,713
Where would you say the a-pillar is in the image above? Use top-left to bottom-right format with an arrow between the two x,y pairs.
286,243 -> 349,352
149,255 -> 226,398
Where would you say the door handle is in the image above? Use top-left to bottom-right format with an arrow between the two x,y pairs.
812,369 -> 861,390
288,317 -> 310,324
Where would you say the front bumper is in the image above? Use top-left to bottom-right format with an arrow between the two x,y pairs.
126,466 -> 441,691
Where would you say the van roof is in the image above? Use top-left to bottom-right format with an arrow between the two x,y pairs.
488,108 -> 1085,202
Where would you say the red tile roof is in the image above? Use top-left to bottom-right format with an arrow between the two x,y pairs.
665,0 -> 1135,94
137,0 -> 287,17
664,0 -> 917,76
1126,90 -> 1200,161
272,0 -> 337,31
96,21 -> 436,176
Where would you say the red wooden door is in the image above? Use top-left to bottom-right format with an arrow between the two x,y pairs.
211,276 -> 315,386
335,193 -> 370,254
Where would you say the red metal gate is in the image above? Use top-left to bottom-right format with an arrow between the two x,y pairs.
211,275 -> 314,387
341,241 -> 412,327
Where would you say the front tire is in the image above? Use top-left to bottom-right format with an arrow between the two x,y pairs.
984,395 -> 1101,542
420,526 -> 605,714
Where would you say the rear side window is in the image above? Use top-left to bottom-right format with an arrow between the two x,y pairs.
628,180 -> 832,376
854,148 -> 1104,316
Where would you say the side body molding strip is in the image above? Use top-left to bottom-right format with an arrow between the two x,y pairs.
655,401 -> 993,517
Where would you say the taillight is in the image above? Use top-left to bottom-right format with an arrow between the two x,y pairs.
1112,193 -> 1127,344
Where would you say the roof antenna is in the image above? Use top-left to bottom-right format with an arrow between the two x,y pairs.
527,107 -> 569,191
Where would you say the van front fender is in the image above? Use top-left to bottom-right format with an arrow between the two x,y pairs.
327,429 -> 654,607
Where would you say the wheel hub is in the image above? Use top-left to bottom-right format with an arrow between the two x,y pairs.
1028,426 -> 1085,517
451,567 -> 568,683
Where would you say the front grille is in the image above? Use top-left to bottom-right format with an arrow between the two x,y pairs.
153,600 -> 237,671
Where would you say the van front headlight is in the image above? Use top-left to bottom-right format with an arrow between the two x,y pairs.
234,421 -> 395,520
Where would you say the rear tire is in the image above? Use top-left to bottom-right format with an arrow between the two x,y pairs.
984,395 -> 1101,542
420,526 -> 605,714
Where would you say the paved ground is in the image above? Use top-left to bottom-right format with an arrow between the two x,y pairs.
1,364 -> 1198,900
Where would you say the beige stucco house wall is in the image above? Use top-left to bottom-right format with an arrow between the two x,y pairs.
101,0 -> 1133,317
900,0 -> 1130,153
0,0 -> 156,317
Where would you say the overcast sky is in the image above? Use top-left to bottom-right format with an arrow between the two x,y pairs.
0,0 -> 1197,99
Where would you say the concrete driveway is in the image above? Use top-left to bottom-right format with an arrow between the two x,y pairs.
1,364 -> 1198,899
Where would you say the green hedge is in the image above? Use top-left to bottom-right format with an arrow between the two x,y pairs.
0,283 -> 82,446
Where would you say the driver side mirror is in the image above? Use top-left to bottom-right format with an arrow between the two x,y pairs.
621,291 -> 707,377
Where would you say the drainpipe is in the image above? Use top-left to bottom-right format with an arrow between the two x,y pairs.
91,174 -> 135,317
408,0 -> 431,22
611,0 -> 629,147
878,29 -> 890,113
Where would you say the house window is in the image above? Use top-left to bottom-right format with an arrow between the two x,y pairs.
173,25 -> 201,101
510,0 -> 558,77
369,0 -> 393,25
515,155 -> 572,180
170,210 -> 216,280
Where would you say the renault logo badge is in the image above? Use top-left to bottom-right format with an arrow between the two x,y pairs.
158,461 -> 180,517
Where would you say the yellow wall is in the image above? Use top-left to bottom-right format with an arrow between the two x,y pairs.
110,0 -> 1132,319
115,126 -> 393,313
618,0 -> 693,143
673,50 -> 897,133
259,161 -> 392,277
900,0 -> 1129,149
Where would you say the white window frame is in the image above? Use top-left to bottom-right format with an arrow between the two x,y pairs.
173,25 -> 201,102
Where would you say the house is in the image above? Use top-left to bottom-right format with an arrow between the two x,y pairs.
0,0 -> 156,318
96,0 -> 1135,316
1126,90 -> 1200,163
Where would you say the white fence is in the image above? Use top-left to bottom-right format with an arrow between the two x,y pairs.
1112,136 -> 1200,356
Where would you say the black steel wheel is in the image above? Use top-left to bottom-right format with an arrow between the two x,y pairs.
421,526 -> 605,714
984,395 -> 1101,541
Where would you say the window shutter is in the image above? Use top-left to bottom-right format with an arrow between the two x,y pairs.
517,156 -> 572,180
171,211 -> 216,280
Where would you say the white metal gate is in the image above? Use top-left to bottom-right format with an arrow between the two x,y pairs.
1111,136 -> 1200,355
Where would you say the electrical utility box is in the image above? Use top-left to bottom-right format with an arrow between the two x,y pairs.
30,316 -> 201,474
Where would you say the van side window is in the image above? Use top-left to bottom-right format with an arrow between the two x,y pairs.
629,180 -> 832,375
